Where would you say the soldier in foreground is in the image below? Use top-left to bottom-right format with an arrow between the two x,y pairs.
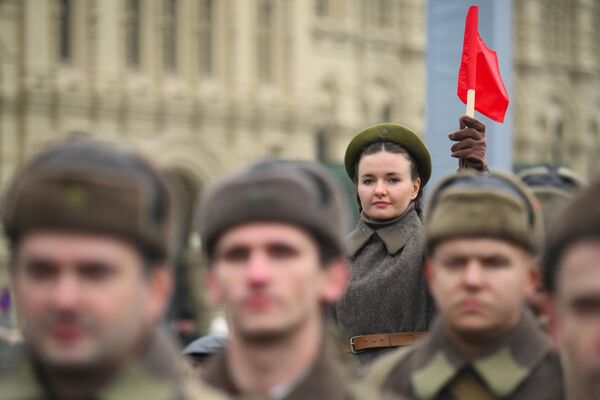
0,139 -> 223,400
196,160 -> 373,399
367,171 -> 564,399
544,178 -> 600,400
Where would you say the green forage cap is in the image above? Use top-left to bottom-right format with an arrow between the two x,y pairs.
344,123 -> 432,185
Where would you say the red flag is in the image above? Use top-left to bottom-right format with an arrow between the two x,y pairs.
457,6 -> 509,123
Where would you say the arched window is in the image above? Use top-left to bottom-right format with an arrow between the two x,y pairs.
381,103 -> 392,121
551,119 -> 564,165
125,0 -> 141,69
162,0 -> 178,73
197,0 -> 215,77
58,0 -> 72,64
257,0 -> 274,84
315,0 -> 329,17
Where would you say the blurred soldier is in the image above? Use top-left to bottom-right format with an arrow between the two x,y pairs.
519,164 -> 585,232
544,178 -> 600,400
182,335 -> 228,378
367,171 -> 564,399
519,165 -> 585,328
196,160 -> 373,399
0,139 -> 223,400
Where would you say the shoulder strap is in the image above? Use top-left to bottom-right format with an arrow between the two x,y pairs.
448,372 -> 497,400
365,347 -> 410,390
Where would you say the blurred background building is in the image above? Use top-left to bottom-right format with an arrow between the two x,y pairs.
1,0 -> 599,333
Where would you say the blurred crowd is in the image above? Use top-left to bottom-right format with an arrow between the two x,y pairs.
0,115 -> 598,400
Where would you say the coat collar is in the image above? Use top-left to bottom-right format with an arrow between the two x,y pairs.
204,345 -> 354,400
346,203 -> 416,257
410,310 -> 551,399
0,328 -> 217,400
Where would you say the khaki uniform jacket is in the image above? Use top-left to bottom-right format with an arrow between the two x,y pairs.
203,346 -> 375,400
367,311 -> 564,400
0,328 -> 225,400
332,204 -> 434,365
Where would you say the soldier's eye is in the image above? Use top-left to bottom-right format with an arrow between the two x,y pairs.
268,243 -> 298,259
482,256 -> 510,269
221,247 -> 249,263
441,257 -> 466,270
23,260 -> 58,281
570,296 -> 600,317
79,262 -> 116,281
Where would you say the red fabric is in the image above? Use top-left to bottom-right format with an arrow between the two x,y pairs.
457,6 -> 509,123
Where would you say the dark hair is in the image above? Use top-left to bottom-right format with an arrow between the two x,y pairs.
354,141 -> 424,219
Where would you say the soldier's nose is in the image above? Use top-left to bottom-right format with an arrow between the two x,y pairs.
463,261 -> 484,287
246,251 -> 271,285
52,275 -> 83,310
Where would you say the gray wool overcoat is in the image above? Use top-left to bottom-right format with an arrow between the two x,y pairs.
332,203 -> 435,365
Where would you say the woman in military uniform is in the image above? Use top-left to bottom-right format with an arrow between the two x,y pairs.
332,116 -> 487,365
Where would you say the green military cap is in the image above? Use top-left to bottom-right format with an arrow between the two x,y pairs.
425,170 -> 543,255
344,123 -> 432,185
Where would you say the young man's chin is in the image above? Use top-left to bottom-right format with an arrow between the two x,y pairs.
450,318 -> 498,339
237,323 -> 297,344
36,343 -> 106,370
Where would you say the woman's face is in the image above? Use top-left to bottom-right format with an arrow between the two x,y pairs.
357,151 -> 421,220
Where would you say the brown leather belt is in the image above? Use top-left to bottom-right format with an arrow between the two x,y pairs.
344,332 -> 426,353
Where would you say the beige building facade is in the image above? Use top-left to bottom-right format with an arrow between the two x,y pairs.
0,0 -> 427,324
1,0 -> 599,324
513,0 -> 600,176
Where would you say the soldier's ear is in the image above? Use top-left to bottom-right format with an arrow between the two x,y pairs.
524,258 -> 541,299
146,265 -> 173,322
204,269 -> 223,307
320,258 -> 349,304
424,258 -> 434,285
546,296 -> 561,347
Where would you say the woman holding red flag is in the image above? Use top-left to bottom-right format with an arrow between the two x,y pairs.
331,116 -> 488,366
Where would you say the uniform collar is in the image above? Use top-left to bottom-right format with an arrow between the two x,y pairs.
410,310 -> 551,399
346,203 -> 415,257
0,328 -> 208,400
204,345 -> 353,400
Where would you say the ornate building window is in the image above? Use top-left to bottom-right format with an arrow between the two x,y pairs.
315,129 -> 329,162
197,0 -> 215,77
552,119 -> 564,165
380,103 -> 392,121
257,0 -> 274,84
163,0 -> 178,73
125,0 -> 141,69
58,0 -> 73,64
377,0 -> 392,27
315,0 -> 329,17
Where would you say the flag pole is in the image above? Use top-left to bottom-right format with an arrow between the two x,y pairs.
466,89 -> 475,118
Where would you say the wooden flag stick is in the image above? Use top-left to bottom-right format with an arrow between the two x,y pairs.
466,89 -> 475,117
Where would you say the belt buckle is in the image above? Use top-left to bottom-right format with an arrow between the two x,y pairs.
349,336 -> 360,354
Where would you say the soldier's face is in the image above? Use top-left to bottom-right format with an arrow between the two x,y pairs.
11,231 -> 170,369
427,238 -> 537,341
357,151 -> 420,220
207,222 -> 347,342
553,239 -> 600,397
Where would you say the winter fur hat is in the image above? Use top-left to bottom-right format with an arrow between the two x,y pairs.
196,159 -> 350,262
2,138 -> 176,262
425,170 -> 543,255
